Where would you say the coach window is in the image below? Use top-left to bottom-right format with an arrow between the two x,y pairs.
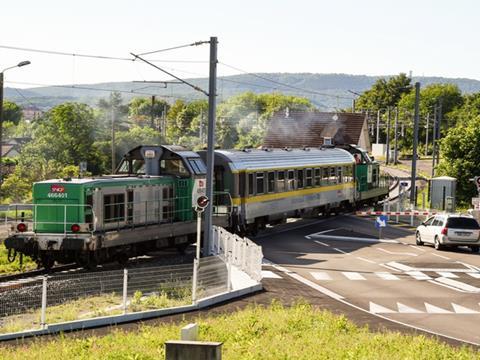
330,167 -> 337,184
256,172 -> 265,194
322,167 -> 329,185
306,168 -> 313,187
248,173 -> 254,196
297,169 -> 304,189
104,193 -> 125,223
287,170 -> 295,190
267,172 -> 275,193
277,171 -> 285,192
314,168 -> 321,186
337,167 -> 343,183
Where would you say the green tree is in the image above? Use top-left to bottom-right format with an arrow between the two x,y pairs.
129,97 -> 169,129
355,73 -> 412,111
2,100 -> 22,125
436,113 -> 480,204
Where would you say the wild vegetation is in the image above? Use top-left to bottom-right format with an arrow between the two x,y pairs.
0,301 -> 477,359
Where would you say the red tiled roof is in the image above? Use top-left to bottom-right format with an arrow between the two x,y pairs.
263,110 -> 367,148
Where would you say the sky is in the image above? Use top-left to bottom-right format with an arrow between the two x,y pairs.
1,0 -> 479,89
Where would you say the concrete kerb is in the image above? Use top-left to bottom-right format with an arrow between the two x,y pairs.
0,272 -> 262,342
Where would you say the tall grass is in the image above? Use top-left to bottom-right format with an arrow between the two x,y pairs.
1,301 -> 477,359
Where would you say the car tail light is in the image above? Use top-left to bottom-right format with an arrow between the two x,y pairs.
16,223 -> 27,232
441,227 -> 448,235
71,224 -> 80,233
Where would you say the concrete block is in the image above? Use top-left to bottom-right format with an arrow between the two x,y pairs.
181,323 -> 198,341
165,340 -> 222,360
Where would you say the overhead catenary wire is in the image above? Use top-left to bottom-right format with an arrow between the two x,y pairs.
136,41 -> 209,56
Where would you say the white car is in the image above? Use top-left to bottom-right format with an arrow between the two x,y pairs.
416,214 -> 480,252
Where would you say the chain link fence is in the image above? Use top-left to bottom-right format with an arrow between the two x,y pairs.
0,255 -> 228,334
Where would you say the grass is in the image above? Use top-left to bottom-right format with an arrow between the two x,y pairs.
0,243 -> 36,274
0,301 -> 478,359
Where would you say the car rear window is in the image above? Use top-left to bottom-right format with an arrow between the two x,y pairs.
446,217 -> 480,229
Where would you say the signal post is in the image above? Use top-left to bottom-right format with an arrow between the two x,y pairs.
192,195 -> 209,304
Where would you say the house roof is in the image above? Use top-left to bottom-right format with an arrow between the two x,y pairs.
262,110 -> 367,148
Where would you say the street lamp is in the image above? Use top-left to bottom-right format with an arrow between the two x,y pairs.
0,60 -> 31,185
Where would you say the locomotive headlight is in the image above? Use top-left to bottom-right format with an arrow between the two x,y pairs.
17,223 -> 27,232
71,224 -> 81,233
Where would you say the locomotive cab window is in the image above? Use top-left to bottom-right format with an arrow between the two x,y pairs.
104,194 -> 125,223
188,158 -> 207,175
161,159 -> 189,177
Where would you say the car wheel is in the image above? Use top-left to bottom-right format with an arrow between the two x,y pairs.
470,245 -> 479,253
415,232 -> 424,246
434,236 -> 443,251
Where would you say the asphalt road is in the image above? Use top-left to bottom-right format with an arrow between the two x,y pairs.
255,215 -> 480,345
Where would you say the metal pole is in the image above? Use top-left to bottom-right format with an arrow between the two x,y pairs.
435,100 -> 443,167
203,36 -> 218,256
425,112 -> 429,157
0,72 -> 4,186
41,276 -> 47,329
192,210 -> 202,304
227,251 -> 232,292
123,268 -> 128,314
386,108 -> 391,165
352,99 -> 356,113
410,82 -> 420,204
150,95 -> 155,129
111,95 -> 116,173
376,110 -> 380,144
431,105 -> 437,178
394,107 -> 399,164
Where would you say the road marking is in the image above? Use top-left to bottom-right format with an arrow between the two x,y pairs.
369,302 -> 396,314
356,256 -> 376,264
452,303 -> 479,314
436,271 -> 458,278
409,245 -> 426,252
375,272 -> 400,280
377,248 -> 418,257
397,302 -> 423,313
309,234 -> 398,243
310,272 -> 332,281
406,271 -> 431,280
467,273 -> 480,279
425,303 -> 452,314
261,270 -> 282,279
313,240 -> 330,247
333,247 -> 349,255
434,277 -> 480,292
431,253 -> 451,260
342,272 -> 366,280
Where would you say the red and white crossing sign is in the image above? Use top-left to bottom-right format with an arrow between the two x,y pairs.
356,211 -> 437,216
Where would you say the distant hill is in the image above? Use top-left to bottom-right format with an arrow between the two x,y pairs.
5,73 -> 480,110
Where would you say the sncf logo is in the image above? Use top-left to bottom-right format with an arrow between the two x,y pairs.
51,184 -> 65,193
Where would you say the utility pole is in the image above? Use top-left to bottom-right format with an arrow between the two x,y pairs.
410,82 -> 420,205
425,112 -> 429,157
199,110 -> 204,144
352,99 -> 356,113
111,97 -> 116,174
431,105 -> 437,178
203,36 -> 218,256
385,107 -> 391,165
162,104 -> 167,138
435,100 -> 443,168
150,95 -> 155,129
376,110 -> 380,144
394,107 -> 399,164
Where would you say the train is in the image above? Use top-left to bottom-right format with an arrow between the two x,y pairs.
4,144 -> 389,269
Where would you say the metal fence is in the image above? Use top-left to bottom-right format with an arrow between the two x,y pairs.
0,256 -> 228,334
210,226 -> 263,282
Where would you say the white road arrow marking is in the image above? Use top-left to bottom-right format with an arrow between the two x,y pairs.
369,302 -> 396,314
452,303 -> 479,314
406,271 -> 431,280
425,303 -> 452,314
397,302 -> 423,313
436,271 -> 458,278
468,273 -> 480,279
435,277 -> 480,292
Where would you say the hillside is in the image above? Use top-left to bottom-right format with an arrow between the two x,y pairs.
5,73 -> 480,110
